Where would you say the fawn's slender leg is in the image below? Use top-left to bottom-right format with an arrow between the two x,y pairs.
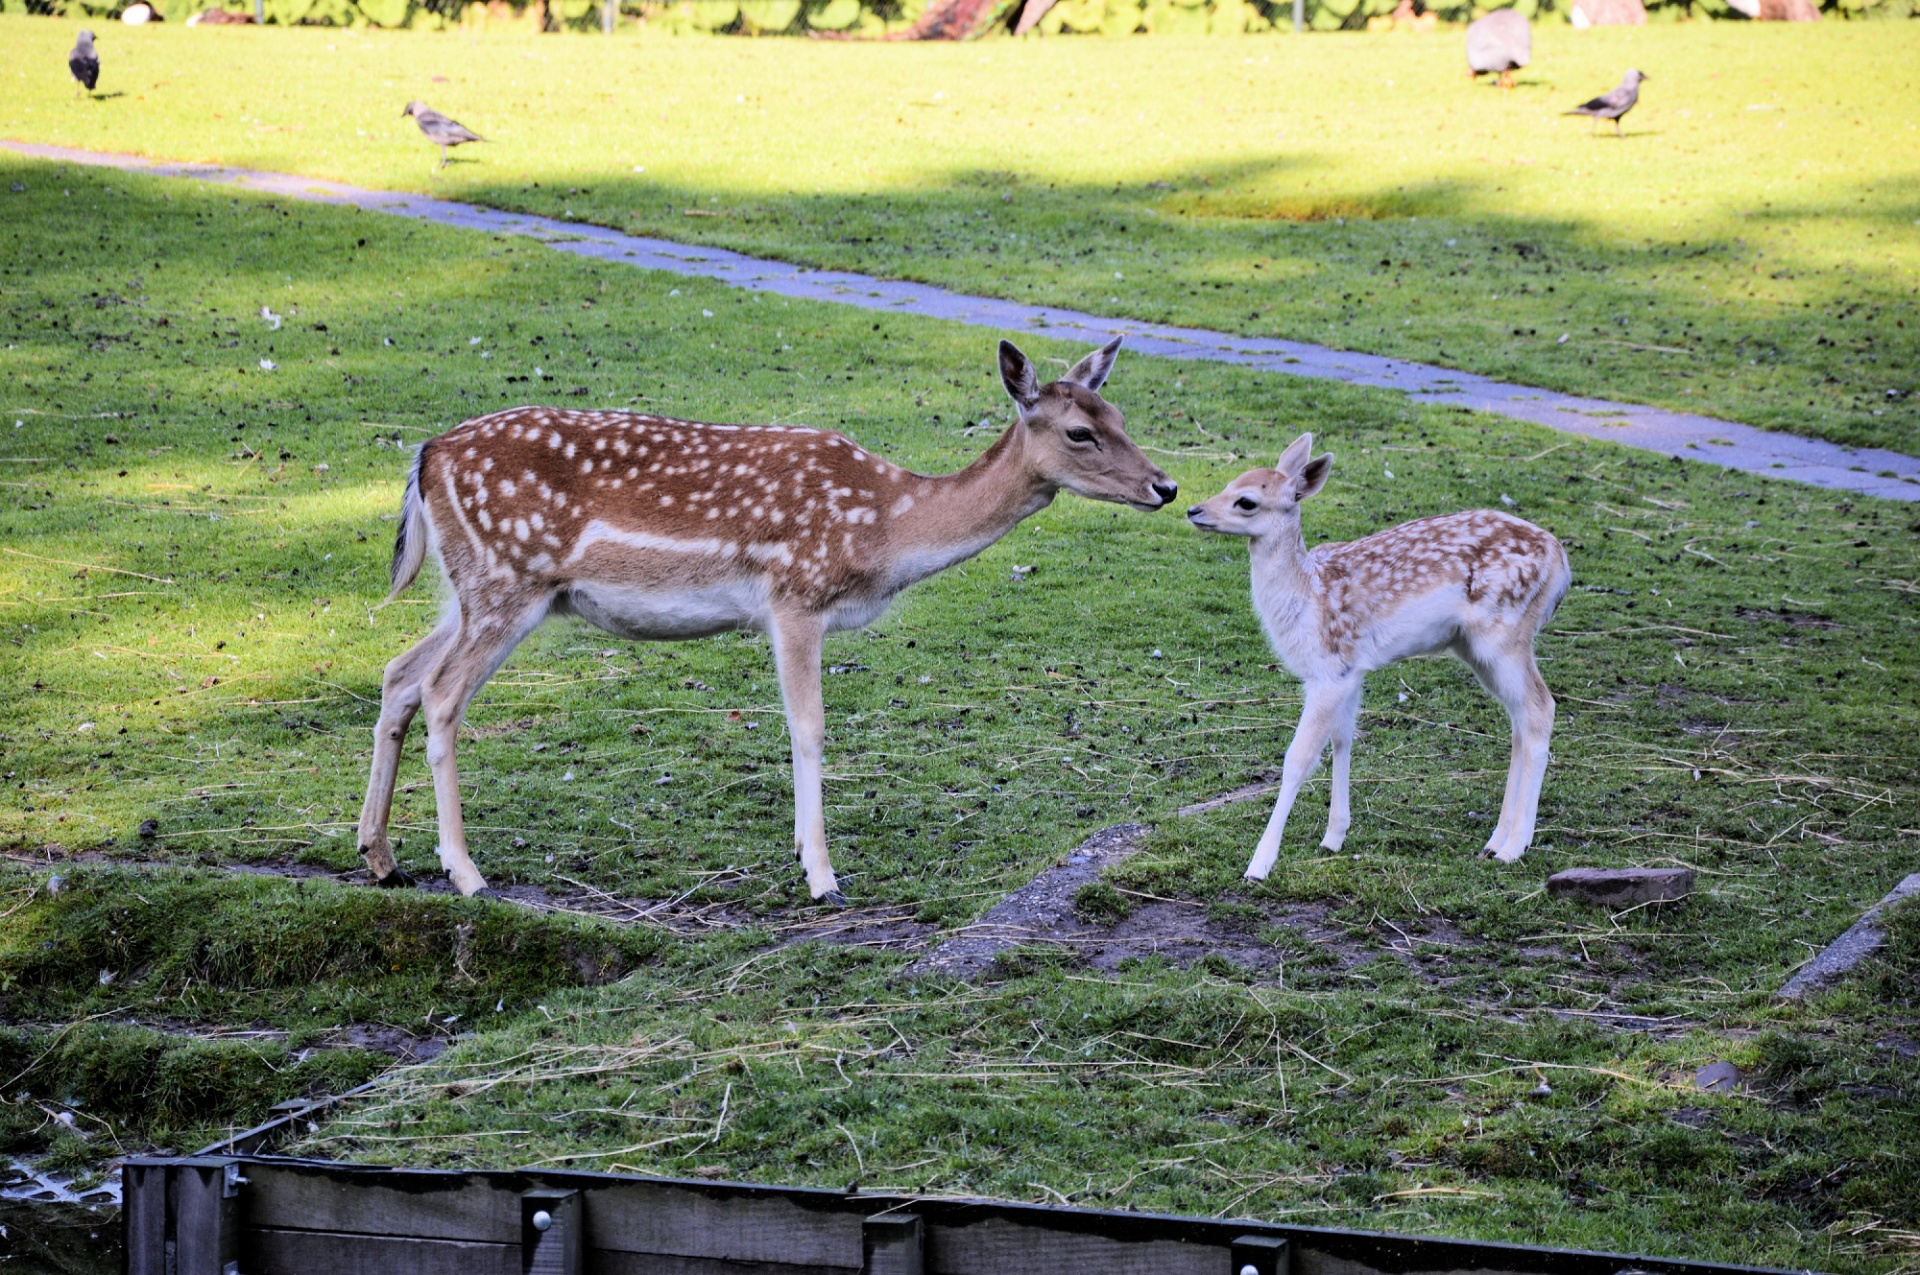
1320,682 -> 1364,852
771,611 -> 839,902
1246,680 -> 1353,881
419,596 -> 550,897
1503,652 -> 1557,858
358,617 -> 460,886
1462,636 -> 1552,863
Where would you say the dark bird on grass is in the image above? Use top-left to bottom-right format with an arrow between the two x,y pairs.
68,29 -> 100,97
401,101 -> 485,170
1565,69 -> 1647,136
1466,9 -> 1530,90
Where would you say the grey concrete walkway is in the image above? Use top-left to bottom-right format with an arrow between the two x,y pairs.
11,139 -> 1918,504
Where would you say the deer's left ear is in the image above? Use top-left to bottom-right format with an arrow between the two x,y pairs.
1294,453 -> 1333,501
1062,337 -> 1122,393
999,340 -> 1041,414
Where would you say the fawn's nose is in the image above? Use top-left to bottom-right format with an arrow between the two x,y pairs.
1186,505 -> 1205,519
1151,480 -> 1179,506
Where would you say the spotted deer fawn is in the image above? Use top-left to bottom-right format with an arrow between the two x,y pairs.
1187,433 -> 1570,879
357,339 -> 1176,902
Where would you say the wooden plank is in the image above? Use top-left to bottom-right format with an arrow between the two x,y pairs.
120,1160 -> 169,1275
591,1254 -> 857,1275
929,1216 -> 1222,1275
583,1180 -> 864,1269
523,1189 -> 582,1275
864,1212 -> 924,1275
244,1164 -> 520,1243
172,1159 -> 238,1275
244,1227 -> 519,1275
1302,1258 -> 1538,1275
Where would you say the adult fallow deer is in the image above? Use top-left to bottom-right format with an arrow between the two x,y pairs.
358,338 -> 1176,903
1188,433 -> 1570,880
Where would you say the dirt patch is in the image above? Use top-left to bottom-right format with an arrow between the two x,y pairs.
1735,606 -> 1841,629
1084,898 -> 1384,978
906,823 -> 1151,981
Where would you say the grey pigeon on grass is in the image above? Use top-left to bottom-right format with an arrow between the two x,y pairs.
68,29 -> 100,97
1466,9 -> 1530,90
1565,69 -> 1647,136
401,101 -> 485,169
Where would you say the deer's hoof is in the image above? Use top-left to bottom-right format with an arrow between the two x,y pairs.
815,889 -> 849,908
470,886 -> 504,902
373,866 -> 416,889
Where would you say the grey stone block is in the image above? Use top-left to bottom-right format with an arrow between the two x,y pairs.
1546,866 -> 1694,907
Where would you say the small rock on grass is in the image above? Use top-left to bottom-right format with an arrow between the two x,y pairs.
1695,1060 -> 1740,1092
1547,866 -> 1693,907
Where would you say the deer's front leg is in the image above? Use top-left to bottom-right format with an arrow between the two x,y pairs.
771,612 -> 840,903
1246,682 -> 1349,881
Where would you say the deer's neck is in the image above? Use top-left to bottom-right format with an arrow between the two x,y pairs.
888,425 -> 1054,591
1248,517 -> 1318,609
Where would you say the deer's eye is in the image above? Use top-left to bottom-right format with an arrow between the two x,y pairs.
1233,496 -> 1258,512
1065,427 -> 1095,444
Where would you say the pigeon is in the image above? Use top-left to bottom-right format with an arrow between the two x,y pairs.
1466,9 -> 1530,90
401,102 -> 485,170
68,29 -> 100,97
1565,69 -> 1647,136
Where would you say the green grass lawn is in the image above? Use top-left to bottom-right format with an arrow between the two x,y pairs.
3,148 -> 1918,1269
2,18 -> 1917,456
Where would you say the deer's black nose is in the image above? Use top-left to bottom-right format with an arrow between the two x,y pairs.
1186,506 -> 1204,518
1151,481 -> 1179,506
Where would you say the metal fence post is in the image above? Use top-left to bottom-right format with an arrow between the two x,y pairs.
523,1189 -> 583,1275
1233,1235 -> 1290,1275
863,1212 -> 925,1275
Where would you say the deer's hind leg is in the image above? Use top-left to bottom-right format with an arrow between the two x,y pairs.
1459,636 -> 1555,863
418,592 -> 553,898
358,615 -> 461,887
1319,682 -> 1364,852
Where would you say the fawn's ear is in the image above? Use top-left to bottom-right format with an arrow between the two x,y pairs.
999,340 -> 1041,414
1294,452 -> 1333,501
1275,432 -> 1313,477
1062,337 -> 1122,393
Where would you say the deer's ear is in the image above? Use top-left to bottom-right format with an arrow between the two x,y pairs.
1275,432 -> 1313,475
1062,337 -> 1122,393
1295,453 -> 1333,501
999,340 -> 1041,413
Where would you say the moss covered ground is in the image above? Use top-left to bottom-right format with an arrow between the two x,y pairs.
1,19 -> 1917,453
1,38 -> 1917,1273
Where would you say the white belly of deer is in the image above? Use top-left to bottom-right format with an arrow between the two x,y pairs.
562,578 -> 771,641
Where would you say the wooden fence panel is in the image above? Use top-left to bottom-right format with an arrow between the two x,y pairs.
244,1164 -> 520,1243
244,1227 -> 519,1275
582,1179 -> 864,1269
929,1215 -> 1224,1275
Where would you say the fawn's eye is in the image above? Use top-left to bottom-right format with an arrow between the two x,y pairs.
1234,497 -> 1258,512
1065,427 -> 1094,444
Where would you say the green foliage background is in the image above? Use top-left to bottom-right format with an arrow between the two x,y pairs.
5,0 -> 1915,38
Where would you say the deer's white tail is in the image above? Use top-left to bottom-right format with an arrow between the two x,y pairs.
388,447 -> 429,601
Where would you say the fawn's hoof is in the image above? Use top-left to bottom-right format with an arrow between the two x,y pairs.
815,888 -> 849,908
373,866 -> 416,889
470,886 -> 504,902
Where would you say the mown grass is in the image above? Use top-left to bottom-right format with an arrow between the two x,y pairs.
1,151 -> 1917,1269
1,18 -> 1917,455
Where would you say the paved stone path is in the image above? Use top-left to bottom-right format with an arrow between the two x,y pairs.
10,140 -> 1918,503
